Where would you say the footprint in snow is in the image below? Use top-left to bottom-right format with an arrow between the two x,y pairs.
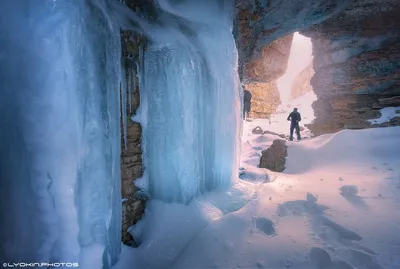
254,217 -> 276,236
339,185 -> 368,208
309,247 -> 354,269
336,248 -> 384,269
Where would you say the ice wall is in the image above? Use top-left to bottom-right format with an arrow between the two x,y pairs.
136,0 -> 242,203
0,0 -> 242,266
0,0 -> 122,267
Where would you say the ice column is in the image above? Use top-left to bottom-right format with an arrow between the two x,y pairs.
139,0 -> 242,203
0,1 -> 122,267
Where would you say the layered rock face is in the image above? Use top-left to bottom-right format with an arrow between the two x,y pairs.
235,0 -> 400,135
234,0 -> 350,81
302,0 -> 400,134
242,34 -> 293,83
290,63 -> 315,101
244,81 -> 281,118
242,35 -> 293,118
119,0 -> 158,244
120,30 -> 146,245
234,0 -> 349,119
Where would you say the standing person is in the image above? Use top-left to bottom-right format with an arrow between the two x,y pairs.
287,108 -> 302,141
243,90 -> 252,120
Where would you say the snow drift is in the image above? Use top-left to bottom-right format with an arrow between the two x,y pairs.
114,126 -> 400,269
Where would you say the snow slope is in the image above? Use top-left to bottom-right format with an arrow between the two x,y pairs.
114,121 -> 400,269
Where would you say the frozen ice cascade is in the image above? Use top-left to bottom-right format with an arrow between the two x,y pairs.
135,0 -> 242,203
0,0 -> 241,268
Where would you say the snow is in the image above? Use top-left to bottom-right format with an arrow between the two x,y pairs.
114,90 -> 400,269
243,91 -> 317,143
368,106 -> 400,124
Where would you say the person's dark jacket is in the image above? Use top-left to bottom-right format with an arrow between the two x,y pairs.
287,111 -> 301,124
244,90 -> 252,113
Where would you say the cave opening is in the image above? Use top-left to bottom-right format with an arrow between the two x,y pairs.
277,32 -> 314,104
268,32 -> 317,137
243,32 -> 317,138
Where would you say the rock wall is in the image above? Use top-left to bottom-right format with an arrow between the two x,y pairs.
301,0 -> 400,135
234,0 -> 350,82
119,0 -> 159,246
290,63 -> 315,101
120,30 -> 146,246
242,34 -> 293,118
243,34 -> 294,83
234,0 -> 400,135
234,0 -> 350,119
240,33 -> 294,118
244,82 -> 281,118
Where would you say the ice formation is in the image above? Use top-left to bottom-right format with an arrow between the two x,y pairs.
0,0 -> 242,267
0,0 -> 122,267
135,0 -> 242,203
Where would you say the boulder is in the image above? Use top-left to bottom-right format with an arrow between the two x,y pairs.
252,126 -> 264,134
122,197 -> 146,246
259,139 -> 288,172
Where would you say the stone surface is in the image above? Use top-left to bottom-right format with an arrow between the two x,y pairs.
259,139 -> 288,172
306,94 -> 400,135
234,0 -> 350,81
301,0 -> 400,134
122,197 -> 146,245
234,0 -> 350,120
243,34 -> 294,83
240,33 -> 292,118
120,27 -> 145,244
290,62 -> 315,100
244,82 -> 281,118
234,0 -> 400,135
252,126 -> 264,134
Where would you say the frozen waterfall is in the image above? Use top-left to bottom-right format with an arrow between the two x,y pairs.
0,0 -> 122,267
0,0 -> 242,267
136,0 -> 242,203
